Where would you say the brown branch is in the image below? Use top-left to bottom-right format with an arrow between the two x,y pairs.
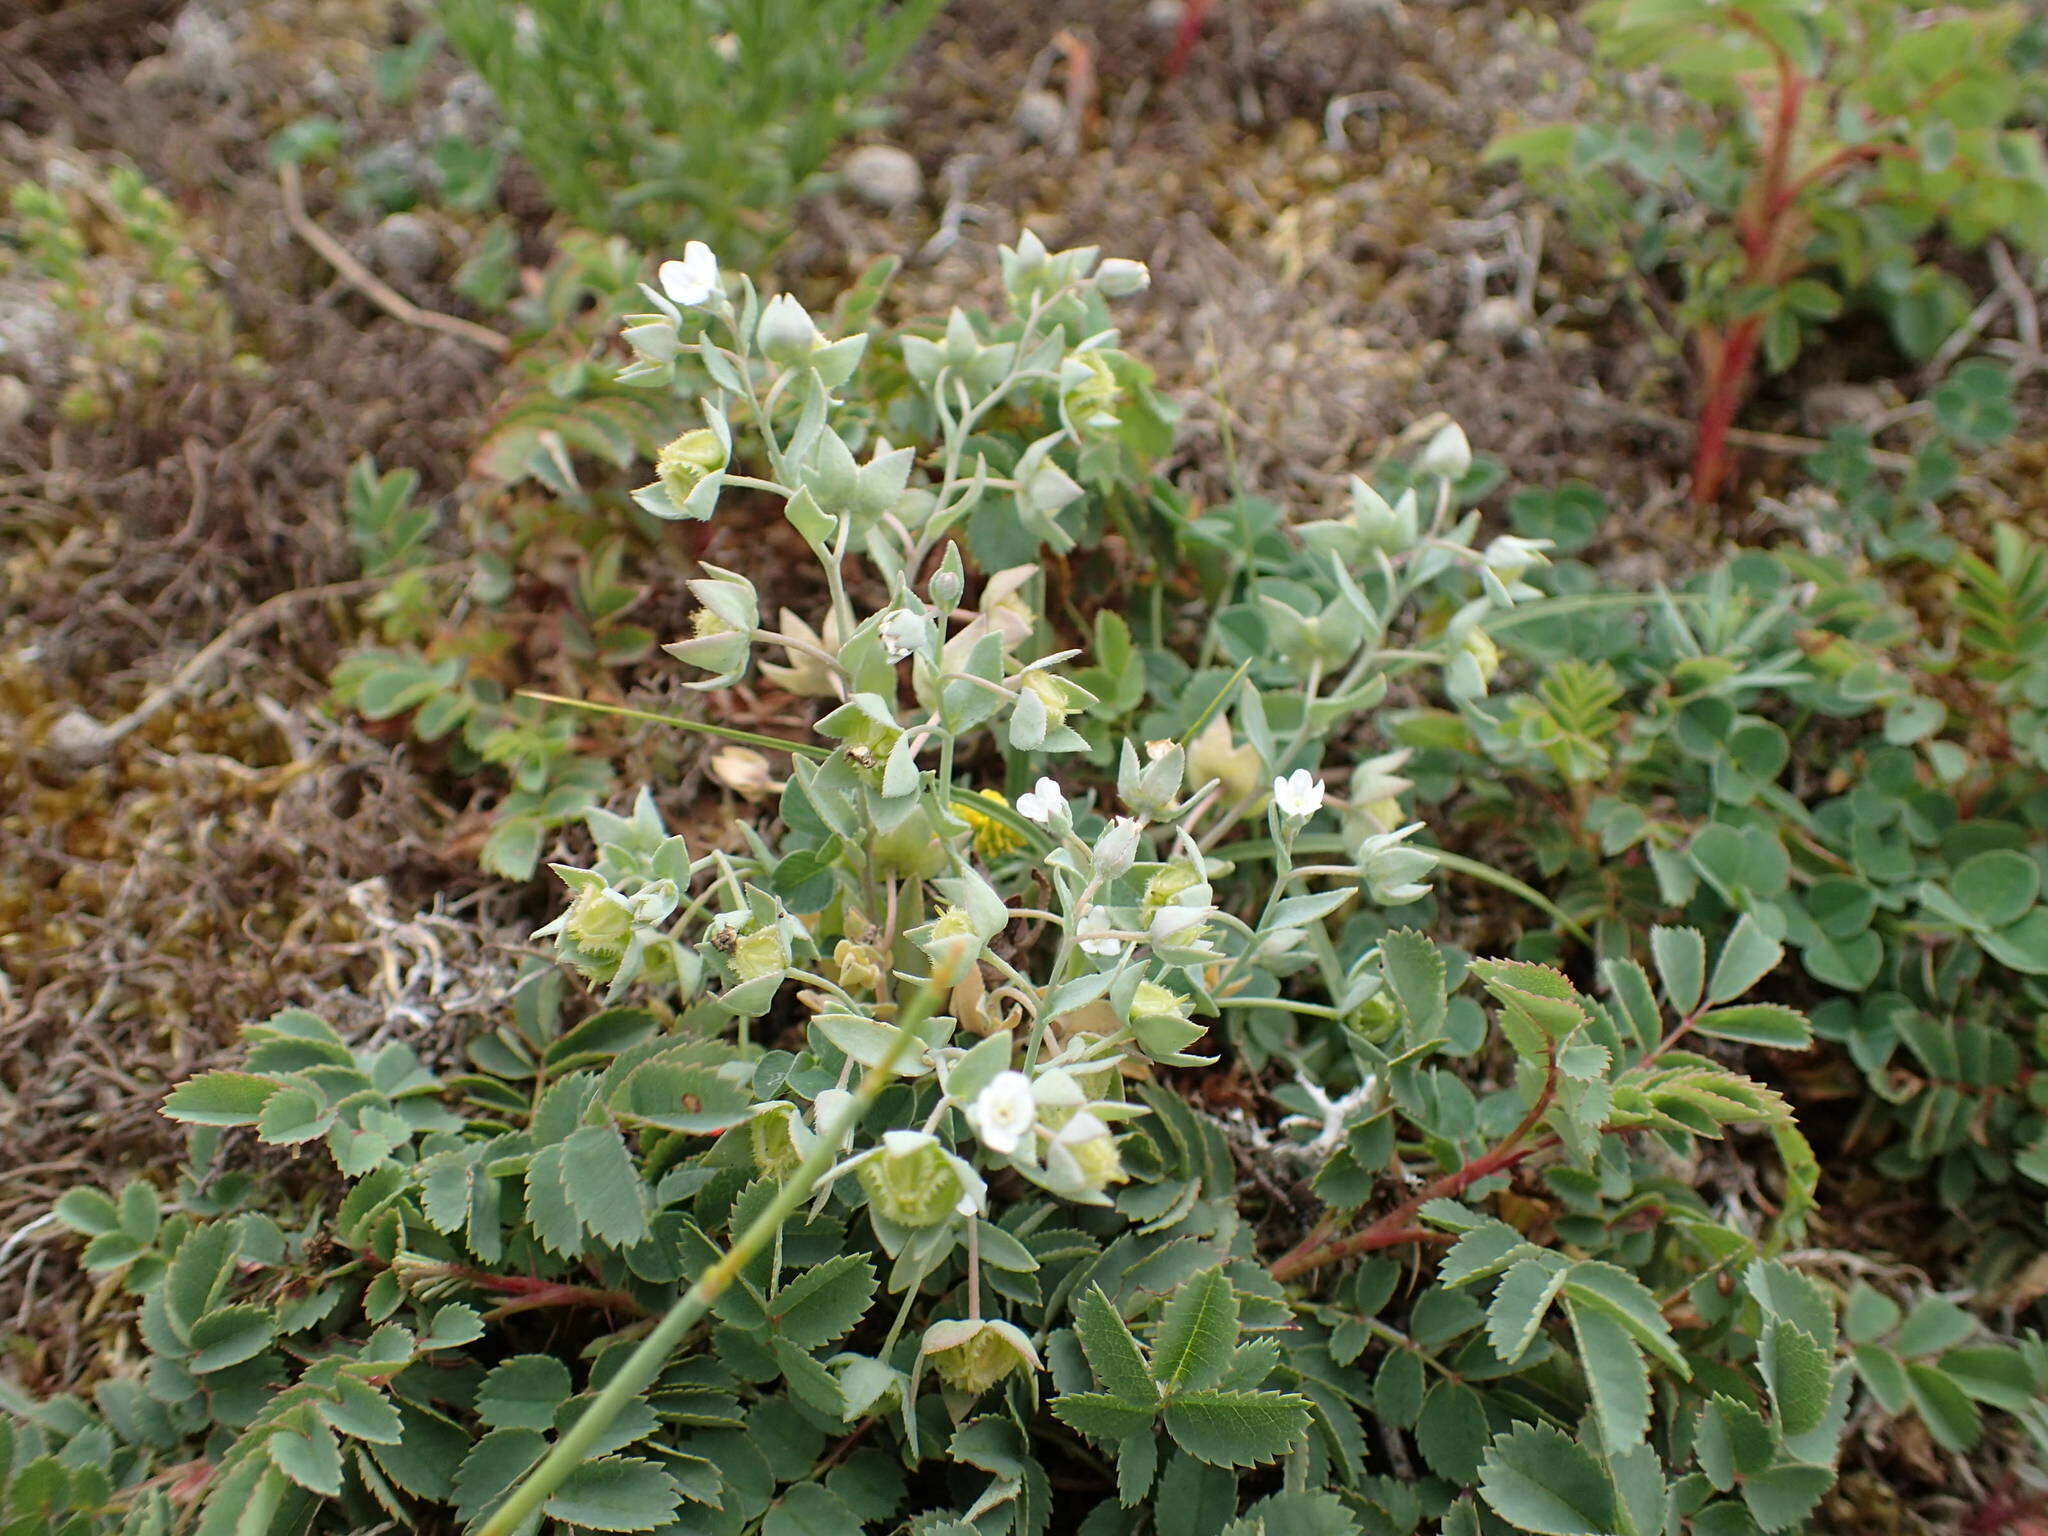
1271,1054 -> 1562,1283
278,162 -> 510,357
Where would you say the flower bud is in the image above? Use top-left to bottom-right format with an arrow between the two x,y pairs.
1130,982 -> 1209,1061
1416,421 -> 1472,482
757,293 -> 820,365
1352,478 -> 1419,554
657,428 -> 729,504
921,1318 -> 1042,1397
929,544 -> 966,613
1357,822 -> 1436,906
1093,817 -> 1142,881
858,1130 -> 984,1227
832,938 -> 886,997
1096,257 -> 1151,298
1048,1110 -> 1126,1197
748,1102 -> 807,1178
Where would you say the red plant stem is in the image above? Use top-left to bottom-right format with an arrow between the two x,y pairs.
1270,1055 -> 1560,1283
1165,0 -> 1214,79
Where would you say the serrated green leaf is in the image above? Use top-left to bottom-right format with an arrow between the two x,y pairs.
1487,1257 -> 1569,1365
1373,1347 -> 1425,1428
267,1425 -> 342,1497
543,1456 -> 684,1532
454,1427 -> 547,1522
1842,1282 -> 1900,1346
1053,1392 -> 1158,1442
1416,1382 -> 1488,1482
1151,1267 -> 1237,1393
763,1482 -> 864,1536
53,1188 -> 120,1237
1760,1322 -> 1832,1438
1741,1463 -> 1833,1533
1477,1423 -> 1617,1535
477,1355 -> 574,1430
1559,1262 -> 1686,1375
187,1305 -> 274,1373
1380,929 -> 1446,1038
1894,1296 -> 1973,1357
1708,914 -> 1782,1002
1439,1221 -> 1535,1288
771,1251 -> 877,1349
1692,1005 -> 1810,1050
1073,1286 -> 1158,1405
1694,1395 -> 1775,1491
1939,1346 -> 2037,1411
321,1377 -> 403,1444
1905,1361 -> 1982,1451
561,1123 -> 650,1247
1117,1432 -> 1159,1506
162,1072 -> 277,1126
1566,1297 -> 1649,1446
1160,1390 -> 1311,1468
1649,927 -> 1705,1014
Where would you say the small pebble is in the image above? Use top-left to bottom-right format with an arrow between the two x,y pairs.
1142,0 -> 1185,34
841,145 -> 923,211
370,213 -> 440,283
43,708 -> 120,770
1014,89 -> 1066,145
1458,295 -> 1528,350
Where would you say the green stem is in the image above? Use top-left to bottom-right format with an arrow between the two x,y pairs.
476,983 -> 942,1536
517,691 -> 831,759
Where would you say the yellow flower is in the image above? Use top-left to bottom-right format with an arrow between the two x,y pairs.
956,790 -> 1025,860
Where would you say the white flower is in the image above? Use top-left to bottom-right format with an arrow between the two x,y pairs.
966,1070 -> 1037,1156
1272,769 -> 1326,821
1075,906 -> 1124,957
1016,777 -> 1068,825
659,242 -> 720,307
878,608 -> 925,663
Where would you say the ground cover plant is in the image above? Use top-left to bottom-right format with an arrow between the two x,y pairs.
8,2 -> 2048,1535
1493,0 -> 2048,502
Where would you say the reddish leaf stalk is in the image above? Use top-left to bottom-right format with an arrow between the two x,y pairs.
1270,1054 -> 1561,1283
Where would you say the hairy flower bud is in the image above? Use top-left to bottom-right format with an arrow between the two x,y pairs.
657,428 -> 728,503
921,1318 -> 1042,1397
858,1131 -> 984,1227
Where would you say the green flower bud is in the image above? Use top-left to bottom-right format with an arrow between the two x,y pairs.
1350,991 -> 1400,1043
749,1102 -> 806,1178
564,884 -> 635,960
921,1318 -> 1042,1397
732,924 -> 790,984
657,428 -> 729,503
858,1131 -> 983,1227
757,293 -> 820,365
